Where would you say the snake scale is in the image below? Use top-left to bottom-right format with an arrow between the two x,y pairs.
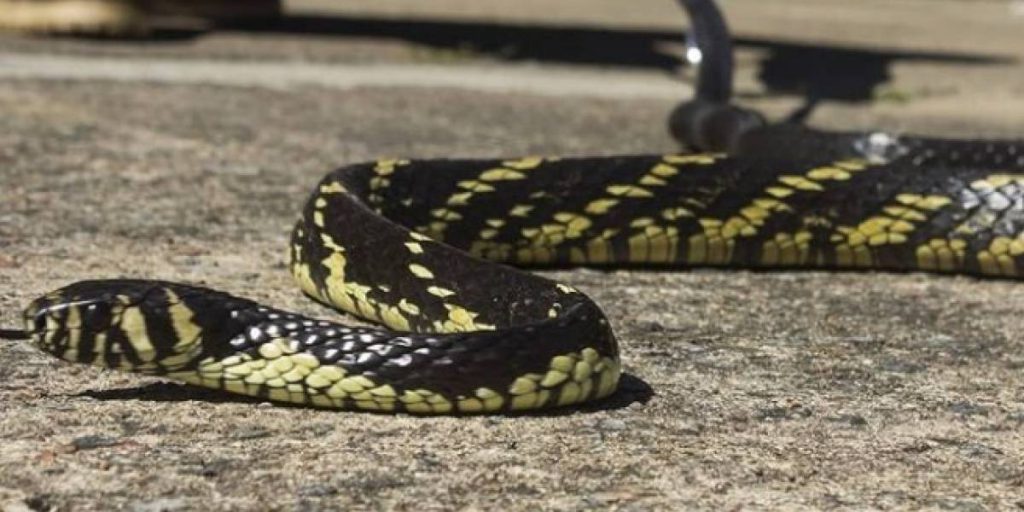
3,1 -> 1023,414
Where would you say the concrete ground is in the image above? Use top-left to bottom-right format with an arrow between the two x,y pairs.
0,1 -> 1022,510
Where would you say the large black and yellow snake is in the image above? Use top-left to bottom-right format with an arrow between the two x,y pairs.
2,1 -> 1023,414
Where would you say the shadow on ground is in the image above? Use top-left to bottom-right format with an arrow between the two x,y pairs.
77,373 -> 655,414
119,13 -> 1016,119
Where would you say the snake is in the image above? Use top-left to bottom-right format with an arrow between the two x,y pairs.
2,2 -> 1023,415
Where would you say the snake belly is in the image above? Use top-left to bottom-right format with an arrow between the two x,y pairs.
19,138 -> 1024,414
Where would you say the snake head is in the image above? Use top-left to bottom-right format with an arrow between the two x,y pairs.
23,280 -> 246,374
24,283 -> 117,362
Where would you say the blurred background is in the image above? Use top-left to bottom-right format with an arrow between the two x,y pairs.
2,0 -> 1022,138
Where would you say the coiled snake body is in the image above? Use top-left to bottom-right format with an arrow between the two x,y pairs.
4,1 -> 1023,414
10,133 -> 1024,414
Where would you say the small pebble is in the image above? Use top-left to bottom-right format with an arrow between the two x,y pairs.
129,497 -> 189,512
829,414 -> 868,427
71,435 -> 120,451
230,427 -> 271,440
599,419 -> 627,431
298,484 -> 337,497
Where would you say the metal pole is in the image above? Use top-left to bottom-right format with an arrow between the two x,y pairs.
678,0 -> 733,104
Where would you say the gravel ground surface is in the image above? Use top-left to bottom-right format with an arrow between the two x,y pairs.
1,1 -> 1023,510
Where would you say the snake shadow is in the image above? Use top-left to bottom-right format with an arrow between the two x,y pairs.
77,372 -> 654,415
79,381 -> 266,405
